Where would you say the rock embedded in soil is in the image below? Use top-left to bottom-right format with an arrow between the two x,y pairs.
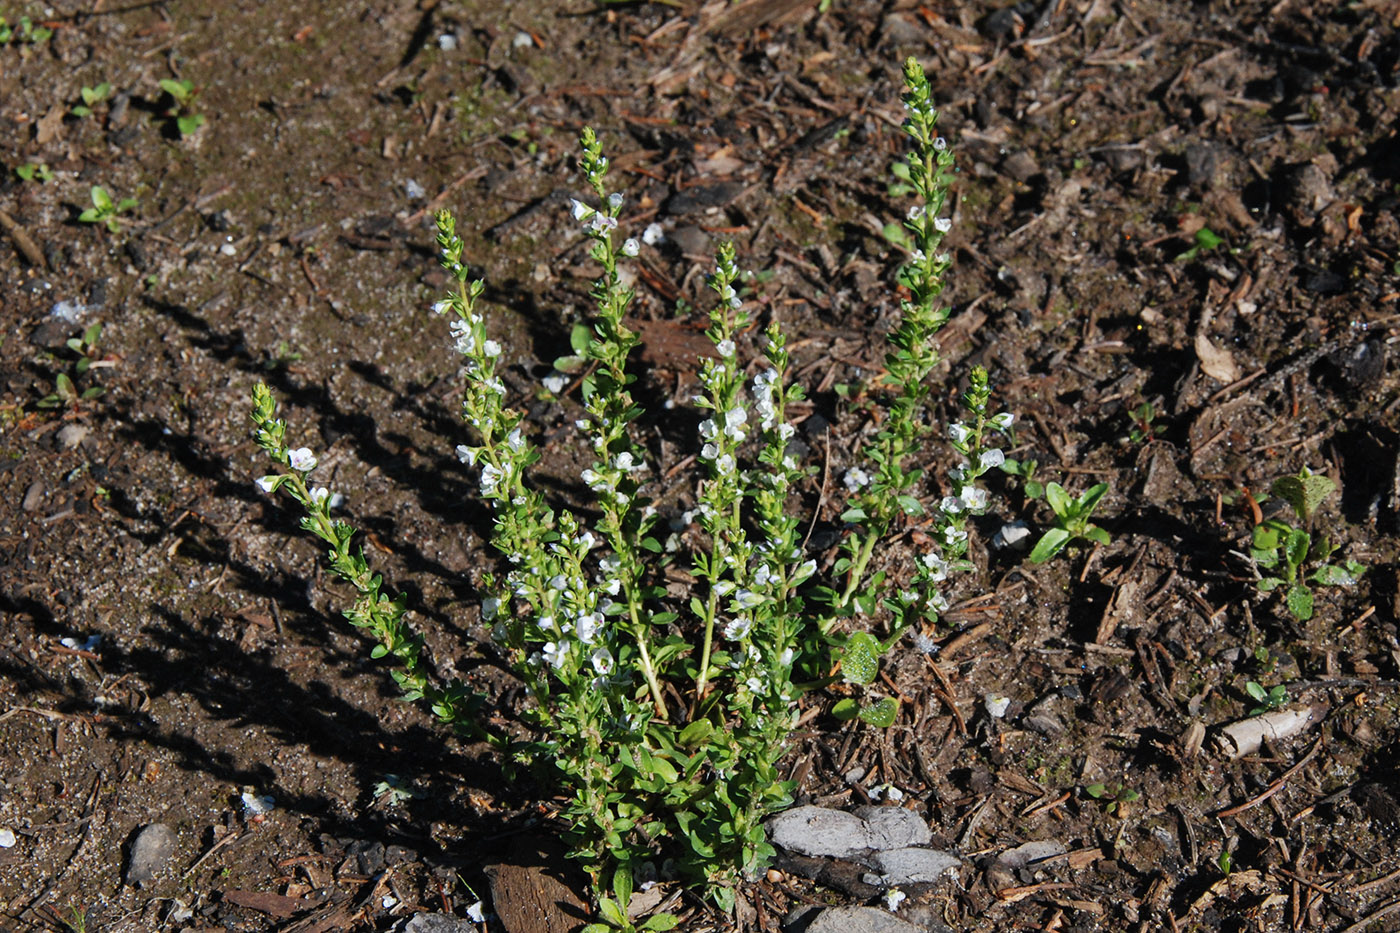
396,913 -> 477,932
767,805 -> 931,859
865,847 -> 962,885
787,905 -> 930,933
125,822 -> 177,886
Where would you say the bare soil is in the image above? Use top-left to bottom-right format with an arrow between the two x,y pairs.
3,1 -> 1399,931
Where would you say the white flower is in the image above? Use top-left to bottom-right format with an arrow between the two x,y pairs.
642,222 -> 665,246
255,476 -> 278,493
457,444 -> 477,465
614,451 -> 635,472
960,486 -> 988,511
715,454 -> 735,475
979,448 -> 1005,470
907,205 -> 925,220
621,238 -> 640,257
716,338 -> 736,358
723,406 -> 747,438
309,486 -> 331,506
984,695 -> 1011,719
734,589 -> 764,609
745,676 -> 764,693
884,889 -> 906,912
482,339 -> 502,358
482,596 -> 500,621
701,443 -> 719,461
940,496 -> 964,516
792,559 -> 817,583
934,216 -> 952,233
608,192 -> 623,209
933,137 -> 947,151
723,616 -> 752,640
921,552 -> 948,582
990,412 -> 1015,430
913,632 -> 939,655
576,612 -> 602,644
543,372 -> 567,394
479,463 -> 503,495
947,423 -> 972,445
778,647 -> 794,667
288,447 -> 317,472
577,532 -> 595,551
570,198 -> 593,221
590,646 -> 614,675
542,641 -> 568,670
843,467 -> 870,491
588,214 -> 617,235
431,299 -> 452,314
466,901 -> 487,923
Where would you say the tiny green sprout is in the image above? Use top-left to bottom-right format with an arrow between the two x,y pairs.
371,774 -> 417,807
71,82 -> 112,117
0,15 -> 53,45
78,186 -> 138,233
1085,780 -> 1140,817
1245,680 -> 1288,716
1127,400 -> 1165,444
1028,481 -> 1111,563
1250,467 -> 1365,621
39,323 -> 106,410
1000,455 -> 1043,501
159,77 -> 207,136
1218,848 -> 1233,877
1174,225 -> 1224,263
262,340 -> 304,371
15,162 -> 53,182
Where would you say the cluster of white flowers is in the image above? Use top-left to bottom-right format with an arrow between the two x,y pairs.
750,368 -> 793,437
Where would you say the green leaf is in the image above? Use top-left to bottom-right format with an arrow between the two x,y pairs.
597,896 -> 626,928
1311,564 -> 1359,586
1271,470 -> 1335,524
881,223 -> 911,248
641,913 -> 680,931
839,631 -> 879,685
1285,584 -> 1314,621
858,696 -> 899,728
839,507 -> 867,523
678,719 -> 713,748
1084,525 -> 1111,546
1043,482 -> 1070,518
1284,529 -> 1310,572
91,186 -> 113,210
177,113 -> 206,135
1025,480 -> 1044,500
1085,782 -> 1106,798
1028,527 -> 1071,564
1245,682 -> 1267,702
831,698 -> 860,720
612,866 -> 633,910
896,495 -> 923,516
159,77 -> 191,100
1077,482 -> 1109,514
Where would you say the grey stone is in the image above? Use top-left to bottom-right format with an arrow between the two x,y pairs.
854,806 -> 931,851
125,822 -> 177,886
996,839 -> 1066,872
867,847 -> 961,885
397,914 -> 475,933
55,424 -> 90,450
794,906 -> 926,933
767,806 -> 871,859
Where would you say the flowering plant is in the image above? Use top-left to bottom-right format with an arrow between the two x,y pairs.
250,57 -> 1014,928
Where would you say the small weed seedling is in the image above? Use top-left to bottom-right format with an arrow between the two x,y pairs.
1085,780 -> 1140,817
1244,680 -> 1288,716
1028,481 -> 1110,563
0,15 -> 52,45
39,323 -> 107,410
71,82 -> 112,118
15,162 -> 53,182
1249,467 -> 1365,621
1127,400 -> 1165,444
78,186 -> 137,233
1174,225 -> 1224,263
158,78 -> 206,136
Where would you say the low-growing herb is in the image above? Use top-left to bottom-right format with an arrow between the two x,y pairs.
71,82 -> 112,117
1244,680 -> 1288,715
1028,481 -> 1111,563
159,77 -> 206,136
1249,467 -> 1365,621
78,186 -> 138,233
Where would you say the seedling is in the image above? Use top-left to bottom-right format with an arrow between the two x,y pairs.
0,15 -> 53,45
71,82 -> 112,117
1028,481 -> 1110,563
39,323 -> 107,409
1174,225 -> 1224,263
158,77 -> 207,136
1218,848 -> 1233,877
1085,780 -> 1139,817
78,186 -> 138,233
1249,467 -> 1365,621
1000,455 -> 1043,501
15,162 -> 53,182
1244,680 -> 1288,716
1127,400 -> 1165,444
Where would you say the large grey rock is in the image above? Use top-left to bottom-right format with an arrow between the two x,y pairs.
767,805 -> 930,859
125,822 -> 177,886
767,806 -> 874,859
854,806 -> 932,850
867,847 -> 962,885
793,906 -> 926,933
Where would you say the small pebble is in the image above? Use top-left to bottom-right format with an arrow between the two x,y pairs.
0,828 -> 16,848
126,823 -> 177,886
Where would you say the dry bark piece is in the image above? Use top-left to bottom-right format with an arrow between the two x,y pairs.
1214,704 -> 1328,758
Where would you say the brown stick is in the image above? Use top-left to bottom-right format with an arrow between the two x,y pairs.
0,207 -> 47,269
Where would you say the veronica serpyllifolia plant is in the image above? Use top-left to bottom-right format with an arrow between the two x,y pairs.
250,56 -> 1016,929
